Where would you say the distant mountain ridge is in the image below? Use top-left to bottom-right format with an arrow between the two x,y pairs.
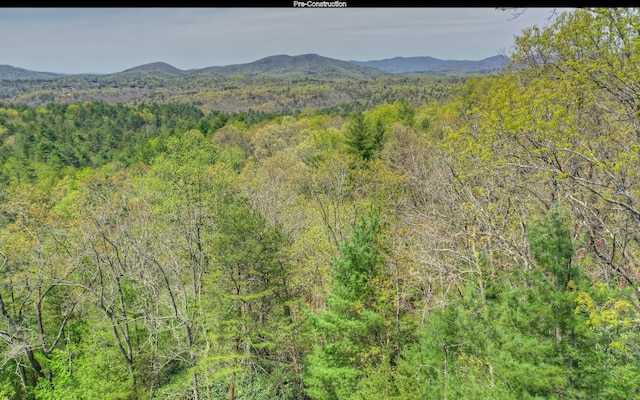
349,55 -> 510,73
0,53 -> 511,80
195,54 -> 384,78
0,65 -> 65,80
122,61 -> 186,77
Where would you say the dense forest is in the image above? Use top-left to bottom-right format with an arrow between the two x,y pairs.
1,8 -> 640,399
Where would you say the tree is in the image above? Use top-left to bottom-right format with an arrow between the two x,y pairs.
0,183 -> 87,396
143,128 -> 221,400
203,193 -> 297,400
77,170 -> 152,398
380,207 -> 605,399
304,212 -> 392,400
513,8 -> 640,138
343,112 -> 386,161
497,8 -> 640,285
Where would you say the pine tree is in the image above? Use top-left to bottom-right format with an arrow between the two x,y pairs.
304,212 -> 389,400
343,113 -> 386,161
204,193 -> 296,400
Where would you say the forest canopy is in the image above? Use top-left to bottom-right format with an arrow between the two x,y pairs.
0,8 -> 639,399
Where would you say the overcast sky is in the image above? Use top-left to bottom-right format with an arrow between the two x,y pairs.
0,8 -> 566,75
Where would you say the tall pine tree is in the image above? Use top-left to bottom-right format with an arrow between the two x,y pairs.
304,212 -> 390,400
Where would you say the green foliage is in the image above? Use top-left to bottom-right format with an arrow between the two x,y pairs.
573,282 -> 640,399
527,205 -> 578,289
305,212 -> 391,400
33,322 -> 136,400
203,192 -> 299,399
4,11 -> 640,397
378,208 -> 640,399
0,101 -> 212,184
343,112 -> 386,161
0,361 -> 28,400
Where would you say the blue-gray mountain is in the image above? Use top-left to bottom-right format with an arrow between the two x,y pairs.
349,55 -> 510,74
0,54 -> 510,80
0,65 -> 65,80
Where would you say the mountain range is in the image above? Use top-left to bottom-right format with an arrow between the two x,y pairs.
350,55 -> 509,74
0,53 -> 509,80
0,54 -> 509,112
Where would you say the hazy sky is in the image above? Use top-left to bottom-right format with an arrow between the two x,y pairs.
0,7 -> 565,75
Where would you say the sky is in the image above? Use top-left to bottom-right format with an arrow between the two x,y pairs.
0,7 -> 567,75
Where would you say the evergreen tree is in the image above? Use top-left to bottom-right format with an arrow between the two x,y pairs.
204,193 -> 297,400
304,212 -> 389,400
383,207 -> 607,399
343,113 -> 386,161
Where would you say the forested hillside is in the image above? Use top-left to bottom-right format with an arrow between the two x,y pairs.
0,55 -> 463,113
1,8 -> 639,399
